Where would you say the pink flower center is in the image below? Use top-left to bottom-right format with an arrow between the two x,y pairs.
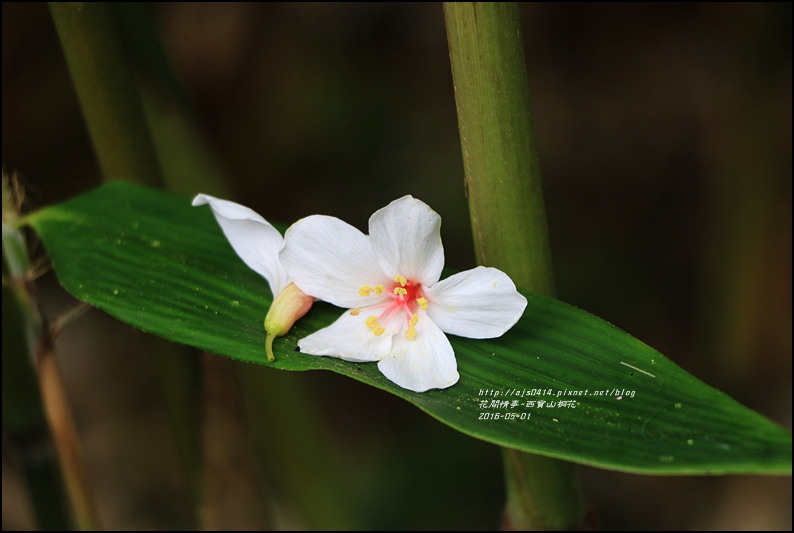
353,275 -> 428,340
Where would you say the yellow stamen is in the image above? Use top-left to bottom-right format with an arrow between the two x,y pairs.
393,287 -> 407,296
373,326 -> 385,336
394,274 -> 407,287
350,308 -> 360,316
417,297 -> 428,310
359,286 -> 372,297
366,316 -> 379,328
374,284 -> 385,295
405,314 -> 419,340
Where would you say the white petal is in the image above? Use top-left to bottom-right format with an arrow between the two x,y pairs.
369,196 -> 445,287
377,314 -> 459,392
424,266 -> 527,339
280,215 -> 387,308
193,194 -> 288,295
298,309 -> 393,362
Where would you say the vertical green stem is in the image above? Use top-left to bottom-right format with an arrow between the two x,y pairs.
48,3 -> 347,528
48,2 -> 162,186
444,2 -> 554,295
444,3 -> 583,529
48,3 -> 202,527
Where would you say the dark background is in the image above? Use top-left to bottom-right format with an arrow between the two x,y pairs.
3,3 -> 791,530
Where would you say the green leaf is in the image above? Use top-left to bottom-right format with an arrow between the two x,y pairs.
24,182 -> 791,475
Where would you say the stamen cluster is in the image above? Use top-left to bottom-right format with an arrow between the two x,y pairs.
354,275 -> 429,340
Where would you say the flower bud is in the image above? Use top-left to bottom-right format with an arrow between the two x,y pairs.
264,282 -> 314,361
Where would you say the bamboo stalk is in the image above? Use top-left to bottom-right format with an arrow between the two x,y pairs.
444,3 -> 584,529
48,2 -> 162,186
48,4 -> 203,526
48,3 -> 348,528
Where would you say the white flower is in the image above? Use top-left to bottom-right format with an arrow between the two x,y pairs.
280,195 -> 528,393
192,194 -> 313,361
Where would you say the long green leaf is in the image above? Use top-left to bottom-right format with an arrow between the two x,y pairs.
24,182 -> 791,475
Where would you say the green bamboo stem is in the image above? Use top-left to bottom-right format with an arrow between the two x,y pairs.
444,3 -> 584,529
3,175 -> 98,530
48,3 -> 203,527
49,4 -> 348,529
48,2 -> 162,186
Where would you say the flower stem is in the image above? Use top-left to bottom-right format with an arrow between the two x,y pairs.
265,333 -> 276,362
444,3 -> 584,529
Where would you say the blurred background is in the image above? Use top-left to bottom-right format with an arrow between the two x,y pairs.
2,2 -> 791,530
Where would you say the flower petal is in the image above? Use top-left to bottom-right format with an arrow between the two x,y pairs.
377,314 -> 459,392
297,309 -> 393,362
280,215 -> 386,308
192,194 -> 288,295
369,196 -> 444,286
424,266 -> 527,339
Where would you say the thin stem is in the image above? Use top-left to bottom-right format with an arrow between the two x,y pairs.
36,331 -> 100,530
3,174 -> 100,530
444,3 -> 584,529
